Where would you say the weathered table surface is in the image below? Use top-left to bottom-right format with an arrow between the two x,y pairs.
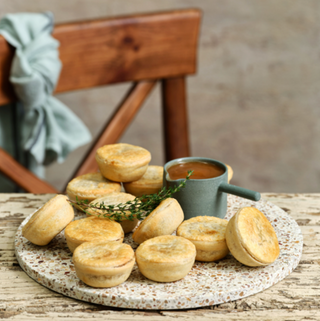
0,193 -> 319,320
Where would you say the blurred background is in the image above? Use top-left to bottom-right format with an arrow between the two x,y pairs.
2,0 -> 319,193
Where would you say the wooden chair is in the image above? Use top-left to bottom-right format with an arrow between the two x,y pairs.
0,9 -> 201,193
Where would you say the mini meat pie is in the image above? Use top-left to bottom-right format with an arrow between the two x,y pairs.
132,198 -> 184,244
22,194 -> 74,246
73,241 -> 135,287
64,216 -> 124,253
95,143 -> 151,182
226,207 -> 280,267
66,173 -> 121,211
135,235 -> 196,282
177,216 -> 229,262
85,192 -> 139,234
123,165 -> 163,197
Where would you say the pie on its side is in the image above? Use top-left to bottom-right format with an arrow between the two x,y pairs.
22,194 -> 74,246
132,198 -> 184,244
226,207 -> 280,266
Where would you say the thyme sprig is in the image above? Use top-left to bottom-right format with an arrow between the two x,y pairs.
68,170 -> 193,222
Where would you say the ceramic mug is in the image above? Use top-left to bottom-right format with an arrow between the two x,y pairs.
163,157 -> 261,220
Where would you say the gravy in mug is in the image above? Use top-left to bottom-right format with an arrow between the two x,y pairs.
167,161 -> 225,180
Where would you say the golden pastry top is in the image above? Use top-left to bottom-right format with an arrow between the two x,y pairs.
95,143 -> 151,167
66,173 -> 121,198
236,207 -> 280,264
85,192 -> 137,220
73,242 -> 134,268
64,216 -> 124,243
177,216 -> 228,242
124,166 -> 163,188
136,235 -> 196,263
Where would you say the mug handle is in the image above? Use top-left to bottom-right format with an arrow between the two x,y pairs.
218,183 -> 261,202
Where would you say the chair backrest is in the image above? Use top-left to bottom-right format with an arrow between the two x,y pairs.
0,9 -> 201,193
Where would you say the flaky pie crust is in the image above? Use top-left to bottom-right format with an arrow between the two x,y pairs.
132,198 -> 184,244
177,216 -> 229,262
22,195 -> 74,246
135,235 -> 196,282
64,216 -> 123,253
123,165 -> 163,197
226,207 -> 280,267
95,143 -> 151,182
66,172 -> 121,204
73,242 -> 135,287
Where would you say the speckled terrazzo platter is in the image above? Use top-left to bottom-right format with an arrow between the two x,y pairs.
15,195 -> 303,310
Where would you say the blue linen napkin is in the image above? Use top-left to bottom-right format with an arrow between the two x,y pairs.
0,12 -> 91,190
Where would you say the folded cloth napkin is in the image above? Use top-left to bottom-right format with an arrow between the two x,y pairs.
0,12 -> 91,176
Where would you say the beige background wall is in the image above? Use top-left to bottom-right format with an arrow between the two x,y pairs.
1,0 -> 319,193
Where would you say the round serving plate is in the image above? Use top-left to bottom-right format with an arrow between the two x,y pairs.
15,195 -> 303,310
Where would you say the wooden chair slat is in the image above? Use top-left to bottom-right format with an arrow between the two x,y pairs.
162,77 -> 190,161
0,9 -> 201,105
0,148 -> 58,193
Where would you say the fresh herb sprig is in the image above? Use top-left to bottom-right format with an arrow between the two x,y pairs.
68,170 -> 193,222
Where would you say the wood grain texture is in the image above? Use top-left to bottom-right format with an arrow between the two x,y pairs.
0,149 -> 58,193
68,80 -> 156,183
0,9 -> 201,105
0,193 -> 319,320
162,77 -> 190,161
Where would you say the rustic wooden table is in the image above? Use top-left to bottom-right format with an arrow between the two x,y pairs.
0,193 -> 319,320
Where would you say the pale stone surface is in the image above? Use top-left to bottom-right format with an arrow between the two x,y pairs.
1,1 -> 319,193
0,193 -> 319,320
14,195 -> 302,309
